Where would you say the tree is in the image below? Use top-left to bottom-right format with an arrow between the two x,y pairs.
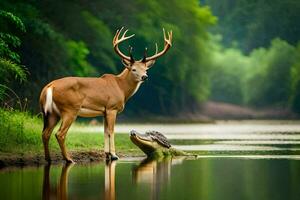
0,10 -> 27,106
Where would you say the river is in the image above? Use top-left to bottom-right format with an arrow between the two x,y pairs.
1,121 -> 300,200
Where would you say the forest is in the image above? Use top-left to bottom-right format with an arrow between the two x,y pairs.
1,0 -> 300,118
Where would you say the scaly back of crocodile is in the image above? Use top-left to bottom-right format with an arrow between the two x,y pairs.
146,131 -> 171,148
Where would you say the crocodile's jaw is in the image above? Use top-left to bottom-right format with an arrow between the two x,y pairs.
130,132 -> 161,157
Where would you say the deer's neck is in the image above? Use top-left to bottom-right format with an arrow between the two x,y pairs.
117,69 -> 142,101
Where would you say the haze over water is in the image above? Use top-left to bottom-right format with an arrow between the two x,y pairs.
73,120 -> 300,156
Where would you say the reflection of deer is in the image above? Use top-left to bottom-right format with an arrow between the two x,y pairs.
40,28 -> 172,162
42,163 -> 74,200
104,161 -> 116,200
42,162 -> 116,200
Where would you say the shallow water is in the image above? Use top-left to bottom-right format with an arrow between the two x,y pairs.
1,157 -> 300,200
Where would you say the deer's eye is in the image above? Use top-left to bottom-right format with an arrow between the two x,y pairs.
132,69 -> 136,72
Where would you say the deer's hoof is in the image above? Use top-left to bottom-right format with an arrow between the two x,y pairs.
111,154 -> 119,161
105,152 -> 119,161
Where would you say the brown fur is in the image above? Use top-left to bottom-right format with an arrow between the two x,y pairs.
40,68 -> 143,162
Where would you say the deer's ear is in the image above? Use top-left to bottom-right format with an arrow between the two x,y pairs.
122,59 -> 132,69
145,60 -> 155,68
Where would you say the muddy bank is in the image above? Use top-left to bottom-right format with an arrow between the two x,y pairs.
0,150 -> 143,169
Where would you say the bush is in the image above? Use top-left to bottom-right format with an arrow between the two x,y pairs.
0,109 -> 42,152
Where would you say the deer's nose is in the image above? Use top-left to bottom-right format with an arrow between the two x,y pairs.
141,75 -> 148,81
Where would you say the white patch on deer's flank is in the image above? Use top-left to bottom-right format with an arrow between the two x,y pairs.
44,87 -> 53,114
44,87 -> 60,115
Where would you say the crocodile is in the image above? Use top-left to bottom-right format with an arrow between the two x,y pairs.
130,130 -> 195,158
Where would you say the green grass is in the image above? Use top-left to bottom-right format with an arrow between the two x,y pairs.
0,109 -> 140,156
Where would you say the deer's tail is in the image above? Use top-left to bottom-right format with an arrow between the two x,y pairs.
40,87 -> 54,131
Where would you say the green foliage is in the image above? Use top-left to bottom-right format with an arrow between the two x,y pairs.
245,39 -> 296,106
0,9 -> 27,103
207,0 -> 300,110
0,108 -> 41,152
289,43 -> 300,112
66,40 -> 95,76
0,10 -> 25,63
209,36 -> 300,108
80,11 -> 116,73
0,10 -> 25,32
206,0 -> 300,52
0,58 -> 27,83
209,35 -> 249,104
12,4 -> 100,102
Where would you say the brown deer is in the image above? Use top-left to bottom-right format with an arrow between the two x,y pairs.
39,27 -> 172,162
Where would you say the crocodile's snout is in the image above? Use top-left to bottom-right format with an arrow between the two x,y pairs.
130,130 -> 138,137
130,130 -> 189,158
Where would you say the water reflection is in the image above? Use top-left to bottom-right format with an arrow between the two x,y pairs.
132,157 -> 185,199
133,157 -> 170,184
42,161 -> 117,200
41,158 -> 183,200
1,157 -> 299,200
105,160 -> 116,200
42,163 -> 74,200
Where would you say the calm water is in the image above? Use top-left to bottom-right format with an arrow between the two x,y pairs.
1,157 -> 300,200
2,121 -> 300,200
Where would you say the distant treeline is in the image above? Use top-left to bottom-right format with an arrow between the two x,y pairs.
1,0 -> 300,116
206,0 -> 300,112
209,36 -> 300,110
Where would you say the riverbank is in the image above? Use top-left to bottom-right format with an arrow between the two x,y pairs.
0,132 -> 145,168
0,130 -> 147,168
0,109 -> 144,168
0,148 -> 142,168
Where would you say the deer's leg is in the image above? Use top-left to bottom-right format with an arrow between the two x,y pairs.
55,112 -> 77,163
42,113 -> 60,162
104,118 -> 109,159
104,110 -> 118,160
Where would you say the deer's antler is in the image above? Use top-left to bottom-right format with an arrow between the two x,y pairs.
143,28 -> 172,62
113,27 -> 135,62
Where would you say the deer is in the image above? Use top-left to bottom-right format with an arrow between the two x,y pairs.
39,27 -> 172,162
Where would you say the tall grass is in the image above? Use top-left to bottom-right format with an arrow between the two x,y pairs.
0,109 -> 139,155
0,108 -> 42,153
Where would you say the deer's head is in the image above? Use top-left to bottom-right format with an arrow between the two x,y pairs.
113,27 -> 172,82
